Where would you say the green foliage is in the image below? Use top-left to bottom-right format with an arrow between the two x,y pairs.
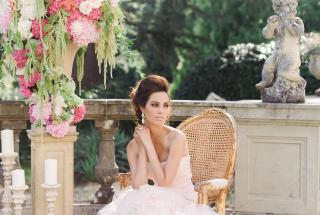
74,120 -> 99,183
173,42 -> 320,100
122,0 -> 320,85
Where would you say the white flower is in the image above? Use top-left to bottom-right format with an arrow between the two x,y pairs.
70,21 -> 83,35
19,0 -> 36,7
79,1 -> 93,15
20,5 -> 36,19
110,0 -> 119,7
27,93 -> 39,106
53,94 -> 67,116
90,0 -> 104,8
17,18 -> 32,39
0,0 -> 9,15
16,68 -> 24,75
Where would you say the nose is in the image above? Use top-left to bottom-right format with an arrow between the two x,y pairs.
158,106 -> 165,114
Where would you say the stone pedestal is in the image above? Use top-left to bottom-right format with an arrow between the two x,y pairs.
230,99 -> 320,214
28,126 -> 78,215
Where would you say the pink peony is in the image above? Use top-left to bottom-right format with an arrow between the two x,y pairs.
46,121 -> 70,138
73,105 -> 86,123
31,19 -> 48,39
0,11 -> 12,34
69,19 -> 100,46
12,50 -> 29,69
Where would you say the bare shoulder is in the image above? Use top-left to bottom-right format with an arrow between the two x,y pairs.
167,127 -> 186,144
126,139 -> 139,155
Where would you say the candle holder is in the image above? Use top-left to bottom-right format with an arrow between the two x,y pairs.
41,184 -> 60,215
0,152 -> 18,215
9,185 -> 28,215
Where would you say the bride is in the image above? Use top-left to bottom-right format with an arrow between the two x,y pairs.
98,75 -> 217,215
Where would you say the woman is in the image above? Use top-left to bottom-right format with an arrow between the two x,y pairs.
98,75 -> 216,215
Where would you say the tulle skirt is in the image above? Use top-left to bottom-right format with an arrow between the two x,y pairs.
97,184 -> 217,215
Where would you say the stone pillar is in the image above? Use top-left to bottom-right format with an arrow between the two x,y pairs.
94,120 -> 118,204
27,126 -> 78,215
230,99 -> 320,214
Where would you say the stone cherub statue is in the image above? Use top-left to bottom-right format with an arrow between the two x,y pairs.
255,0 -> 306,103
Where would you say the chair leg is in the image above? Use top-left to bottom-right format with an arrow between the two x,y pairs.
215,192 -> 227,215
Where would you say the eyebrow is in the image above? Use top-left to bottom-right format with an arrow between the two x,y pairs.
150,101 -> 170,103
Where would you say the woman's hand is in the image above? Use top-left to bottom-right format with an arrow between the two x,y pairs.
133,125 -> 153,150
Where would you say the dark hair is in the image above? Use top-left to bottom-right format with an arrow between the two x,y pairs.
130,75 -> 170,123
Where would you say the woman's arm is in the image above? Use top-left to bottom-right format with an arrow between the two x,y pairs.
141,129 -> 187,187
127,139 -> 148,189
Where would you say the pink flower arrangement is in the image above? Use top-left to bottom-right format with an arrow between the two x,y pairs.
73,105 -> 86,123
1,0 -> 124,137
46,121 -> 70,137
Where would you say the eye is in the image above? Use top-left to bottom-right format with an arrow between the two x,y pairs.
164,104 -> 169,108
151,103 -> 158,107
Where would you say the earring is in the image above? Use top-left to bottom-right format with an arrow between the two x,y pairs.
141,113 -> 145,124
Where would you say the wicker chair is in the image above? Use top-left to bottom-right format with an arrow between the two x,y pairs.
117,107 -> 238,215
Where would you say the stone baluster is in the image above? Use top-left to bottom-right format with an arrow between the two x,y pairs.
94,120 -> 119,204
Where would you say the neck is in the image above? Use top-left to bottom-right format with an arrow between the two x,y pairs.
144,122 -> 166,139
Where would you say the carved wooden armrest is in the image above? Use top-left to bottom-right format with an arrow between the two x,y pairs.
115,173 -> 132,190
195,179 -> 228,205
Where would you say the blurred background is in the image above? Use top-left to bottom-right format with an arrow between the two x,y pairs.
1,0 -> 320,200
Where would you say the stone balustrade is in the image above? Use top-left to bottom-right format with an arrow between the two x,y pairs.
1,98 -> 320,214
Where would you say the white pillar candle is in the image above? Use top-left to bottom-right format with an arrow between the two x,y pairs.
44,159 -> 57,185
1,129 -> 14,154
11,169 -> 25,187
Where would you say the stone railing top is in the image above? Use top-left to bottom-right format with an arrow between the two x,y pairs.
1,98 -> 320,122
